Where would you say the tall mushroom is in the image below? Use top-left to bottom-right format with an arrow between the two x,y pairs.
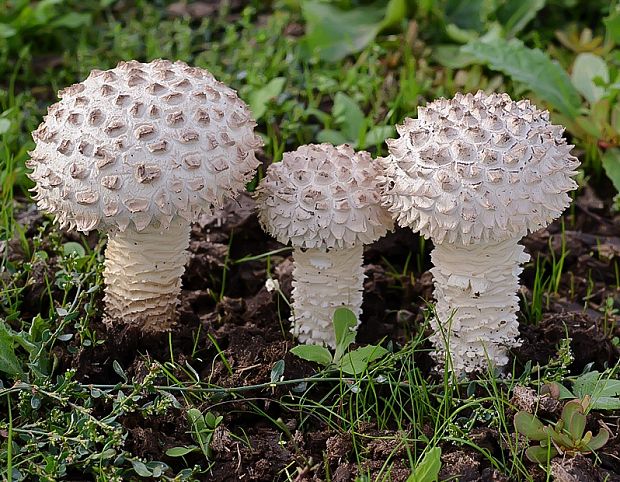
27,59 -> 261,333
381,91 -> 579,374
257,144 -> 393,348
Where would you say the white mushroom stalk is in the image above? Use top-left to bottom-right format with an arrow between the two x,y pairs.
291,245 -> 364,346
27,59 -> 262,332
257,144 -> 393,348
381,91 -> 579,374
103,218 -> 189,332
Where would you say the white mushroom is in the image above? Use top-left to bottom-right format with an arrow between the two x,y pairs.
381,91 -> 579,374
257,144 -> 393,348
27,59 -> 261,333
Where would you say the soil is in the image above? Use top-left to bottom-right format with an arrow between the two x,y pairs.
7,180 -> 620,480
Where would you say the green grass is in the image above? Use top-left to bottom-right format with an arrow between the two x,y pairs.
1,0 -> 619,480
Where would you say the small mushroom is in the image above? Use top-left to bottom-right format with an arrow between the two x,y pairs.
257,144 -> 393,348
381,91 -> 579,374
27,59 -> 261,333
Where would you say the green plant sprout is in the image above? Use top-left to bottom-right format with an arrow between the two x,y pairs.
514,396 -> 610,464
290,307 -> 389,376
166,409 -> 223,461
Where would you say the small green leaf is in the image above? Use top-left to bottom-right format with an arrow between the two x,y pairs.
340,345 -> 389,375
63,241 -> 85,257
270,359 -> 285,383
602,148 -> 620,194
571,53 -> 609,104
112,360 -> 127,382
525,445 -> 558,463
248,77 -> 286,120
333,307 -> 358,348
462,38 -> 581,117
586,429 -> 609,451
131,460 -> 152,476
50,12 -> 91,29
407,446 -> 441,482
332,92 -> 365,142
0,324 -> 24,377
165,446 -> 199,457
514,411 -> 547,440
290,345 -> 332,366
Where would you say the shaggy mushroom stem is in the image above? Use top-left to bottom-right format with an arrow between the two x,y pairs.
103,217 -> 190,332
291,245 -> 364,348
429,237 -> 530,373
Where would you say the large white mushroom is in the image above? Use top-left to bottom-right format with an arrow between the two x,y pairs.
256,144 -> 393,348
381,91 -> 579,374
27,59 -> 261,332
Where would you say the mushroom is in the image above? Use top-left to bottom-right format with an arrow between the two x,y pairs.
381,91 -> 579,374
256,144 -> 393,348
27,60 -> 261,333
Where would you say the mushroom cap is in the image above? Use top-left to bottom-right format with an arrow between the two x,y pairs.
27,59 -> 262,233
256,143 -> 393,250
381,91 -> 580,245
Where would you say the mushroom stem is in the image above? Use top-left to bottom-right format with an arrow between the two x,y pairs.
291,244 -> 365,348
103,217 -> 190,333
429,237 -> 530,374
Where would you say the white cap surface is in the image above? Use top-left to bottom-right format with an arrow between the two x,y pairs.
257,144 -> 393,250
381,91 -> 580,245
27,59 -> 262,233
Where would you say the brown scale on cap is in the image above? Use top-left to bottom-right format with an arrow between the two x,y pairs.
27,59 -> 262,233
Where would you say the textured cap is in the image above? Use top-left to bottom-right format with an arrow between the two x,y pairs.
256,143 -> 393,250
381,91 -> 580,245
27,59 -> 262,233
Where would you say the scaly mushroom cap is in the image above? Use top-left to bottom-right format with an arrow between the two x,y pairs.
256,143 -> 393,250
27,59 -> 262,233
381,91 -> 580,245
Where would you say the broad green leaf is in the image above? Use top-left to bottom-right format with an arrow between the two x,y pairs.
407,447 -> 441,482
248,77 -> 286,120
571,53 -> 609,104
290,345 -> 332,366
462,38 -> 581,117
496,0 -> 546,38
525,445 -> 558,464
340,345 -> 388,375
332,92 -> 365,141
333,307 -> 358,349
0,324 -> 23,377
166,446 -> 199,457
300,0 -> 385,62
602,148 -> 620,193
514,411 -> 547,441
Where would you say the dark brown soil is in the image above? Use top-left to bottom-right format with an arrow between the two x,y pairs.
8,183 -> 620,480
